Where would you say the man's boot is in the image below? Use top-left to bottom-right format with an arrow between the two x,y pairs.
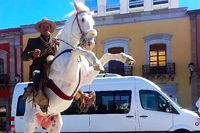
34,90 -> 49,112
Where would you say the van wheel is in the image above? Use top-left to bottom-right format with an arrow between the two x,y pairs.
174,129 -> 191,133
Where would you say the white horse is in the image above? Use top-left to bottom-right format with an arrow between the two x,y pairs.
24,1 -> 135,133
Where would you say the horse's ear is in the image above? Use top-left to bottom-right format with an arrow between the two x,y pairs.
74,0 -> 80,12
90,11 -> 94,15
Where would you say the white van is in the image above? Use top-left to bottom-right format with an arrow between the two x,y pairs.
11,76 -> 200,133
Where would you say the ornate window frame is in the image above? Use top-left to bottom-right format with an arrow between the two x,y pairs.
143,33 -> 173,64
103,37 -> 129,69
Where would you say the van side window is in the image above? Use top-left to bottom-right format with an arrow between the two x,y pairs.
62,90 -> 131,115
16,95 -> 26,116
94,90 -> 131,114
140,90 -> 170,113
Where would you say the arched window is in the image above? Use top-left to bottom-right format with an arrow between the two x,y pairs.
143,34 -> 174,75
104,37 -> 131,76
144,33 -> 172,64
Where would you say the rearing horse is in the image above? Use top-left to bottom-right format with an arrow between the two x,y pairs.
24,1 -> 135,133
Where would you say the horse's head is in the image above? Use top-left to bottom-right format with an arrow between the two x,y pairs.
58,1 -> 97,50
73,1 -> 97,40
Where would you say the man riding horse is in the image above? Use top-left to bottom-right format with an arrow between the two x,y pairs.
22,18 -> 95,112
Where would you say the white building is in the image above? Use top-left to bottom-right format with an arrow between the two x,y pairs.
82,0 -> 179,16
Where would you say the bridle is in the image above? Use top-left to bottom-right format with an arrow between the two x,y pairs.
57,10 -> 92,50
72,10 -> 92,39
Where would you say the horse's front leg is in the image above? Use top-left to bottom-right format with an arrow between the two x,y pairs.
84,52 -> 135,83
90,53 -> 135,76
73,47 -> 104,71
100,53 -> 135,66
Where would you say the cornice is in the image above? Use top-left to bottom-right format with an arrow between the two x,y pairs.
94,7 -> 188,27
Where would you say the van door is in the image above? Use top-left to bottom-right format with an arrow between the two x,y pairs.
11,83 -> 27,132
61,85 -> 90,132
89,90 -> 135,132
138,90 -> 173,131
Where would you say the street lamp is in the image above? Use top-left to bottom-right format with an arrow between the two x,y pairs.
188,62 -> 195,84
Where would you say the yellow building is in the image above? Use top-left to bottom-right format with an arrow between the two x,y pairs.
92,8 -> 192,109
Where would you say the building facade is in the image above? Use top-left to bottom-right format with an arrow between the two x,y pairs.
0,28 -> 22,132
0,0 -> 198,131
83,0 -> 194,109
188,10 -> 200,109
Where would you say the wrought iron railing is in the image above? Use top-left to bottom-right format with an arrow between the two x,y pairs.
103,66 -> 133,76
142,63 -> 175,76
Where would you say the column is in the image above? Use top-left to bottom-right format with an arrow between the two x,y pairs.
98,0 -> 106,16
120,0 -> 128,14
144,0 -> 153,11
169,0 -> 179,8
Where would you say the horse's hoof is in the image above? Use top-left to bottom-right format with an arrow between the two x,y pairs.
93,64 -> 104,71
126,57 -> 136,65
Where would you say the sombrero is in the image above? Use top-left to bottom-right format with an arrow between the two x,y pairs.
35,18 -> 56,33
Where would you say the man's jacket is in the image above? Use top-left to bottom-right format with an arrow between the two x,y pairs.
22,36 -> 56,71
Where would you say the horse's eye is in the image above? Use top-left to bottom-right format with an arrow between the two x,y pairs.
81,18 -> 85,23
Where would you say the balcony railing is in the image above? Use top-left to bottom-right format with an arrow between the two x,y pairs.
104,66 -> 133,76
142,63 -> 175,80
0,74 -> 9,85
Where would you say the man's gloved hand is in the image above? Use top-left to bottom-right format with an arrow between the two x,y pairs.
32,49 -> 41,59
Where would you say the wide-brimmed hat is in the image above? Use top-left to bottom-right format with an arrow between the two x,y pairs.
35,18 -> 56,33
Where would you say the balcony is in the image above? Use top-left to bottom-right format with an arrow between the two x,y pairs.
104,66 -> 133,76
142,63 -> 175,80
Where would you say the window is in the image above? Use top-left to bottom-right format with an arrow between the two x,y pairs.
150,44 -> 166,67
153,0 -> 168,5
140,90 -> 174,113
106,0 -> 120,11
62,90 -> 131,115
129,0 -> 144,8
108,47 -> 125,76
0,59 -> 3,75
16,95 -> 26,116
85,0 -> 97,13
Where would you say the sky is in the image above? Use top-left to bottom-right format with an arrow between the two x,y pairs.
0,0 -> 200,30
